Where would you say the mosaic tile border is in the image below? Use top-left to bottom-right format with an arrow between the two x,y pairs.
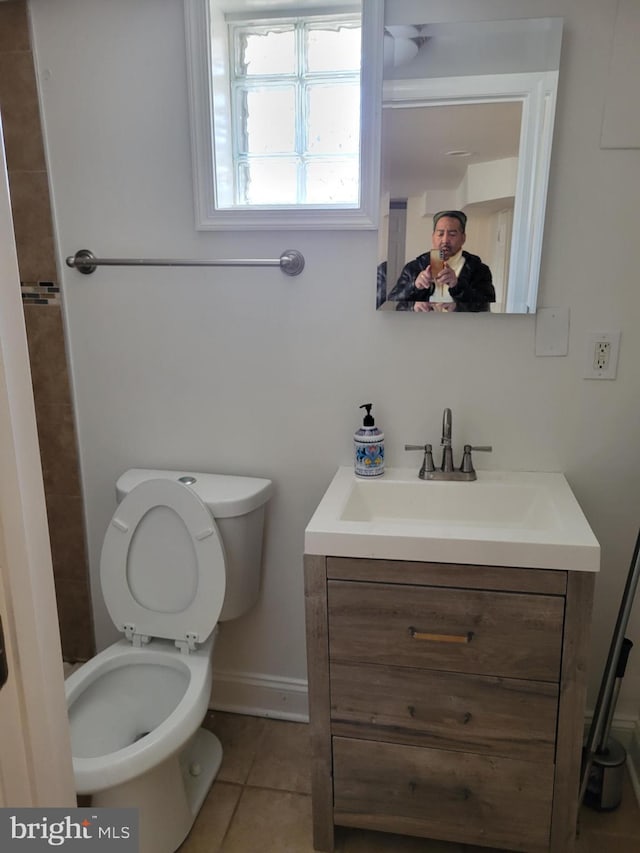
21,281 -> 60,304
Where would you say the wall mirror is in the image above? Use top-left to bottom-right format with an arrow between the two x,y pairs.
377,17 -> 563,314
185,0 -> 384,230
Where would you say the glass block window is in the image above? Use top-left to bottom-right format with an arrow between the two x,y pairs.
228,15 -> 362,206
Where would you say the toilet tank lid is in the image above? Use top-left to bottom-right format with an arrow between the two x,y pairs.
116,468 -> 272,518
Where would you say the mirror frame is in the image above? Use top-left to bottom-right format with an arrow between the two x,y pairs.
381,69 -> 559,313
184,0 -> 384,230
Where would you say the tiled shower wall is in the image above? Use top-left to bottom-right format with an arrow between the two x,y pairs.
0,0 -> 94,661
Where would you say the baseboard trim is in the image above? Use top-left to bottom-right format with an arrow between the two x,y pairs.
210,669 -> 309,722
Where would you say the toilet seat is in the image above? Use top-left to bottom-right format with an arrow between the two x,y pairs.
100,478 -> 226,647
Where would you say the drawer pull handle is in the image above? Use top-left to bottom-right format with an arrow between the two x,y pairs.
409,627 -> 474,644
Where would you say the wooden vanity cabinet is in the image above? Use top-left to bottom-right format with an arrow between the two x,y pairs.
304,555 -> 594,853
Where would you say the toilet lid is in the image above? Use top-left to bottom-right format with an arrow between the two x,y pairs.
100,478 -> 226,645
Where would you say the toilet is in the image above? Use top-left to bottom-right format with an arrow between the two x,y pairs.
65,468 -> 272,853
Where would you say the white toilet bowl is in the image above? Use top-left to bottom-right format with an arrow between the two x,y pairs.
65,470 -> 271,853
67,635 -> 216,794
66,635 -> 220,852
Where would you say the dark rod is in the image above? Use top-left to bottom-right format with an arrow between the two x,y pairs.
580,526 -> 640,800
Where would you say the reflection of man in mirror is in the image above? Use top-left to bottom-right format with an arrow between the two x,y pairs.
388,210 -> 495,312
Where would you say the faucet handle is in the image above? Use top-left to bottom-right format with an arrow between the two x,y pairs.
420,444 -> 436,477
404,443 -> 435,478
460,444 -> 492,474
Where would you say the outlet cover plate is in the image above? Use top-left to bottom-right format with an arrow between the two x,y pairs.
584,330 -> 621,379
535,307 -> 569,356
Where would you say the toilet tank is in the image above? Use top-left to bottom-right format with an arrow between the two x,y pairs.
115,468 -> 272,621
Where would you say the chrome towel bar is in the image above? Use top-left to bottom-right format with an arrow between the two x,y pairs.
65,248 -> 305,276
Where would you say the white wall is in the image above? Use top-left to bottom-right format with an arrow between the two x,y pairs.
28,0 -> 640,721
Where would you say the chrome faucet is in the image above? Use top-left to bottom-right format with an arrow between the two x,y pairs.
405,408 -> 492,481
440,407 -> 454,473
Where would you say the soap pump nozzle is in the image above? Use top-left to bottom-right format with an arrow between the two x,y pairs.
359,403 -> 375,427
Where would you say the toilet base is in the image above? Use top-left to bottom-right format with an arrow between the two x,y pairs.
180,727 -> 223,819
92,727 -> 223,853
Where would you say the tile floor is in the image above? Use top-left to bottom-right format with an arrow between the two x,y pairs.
177,712 -> 640,853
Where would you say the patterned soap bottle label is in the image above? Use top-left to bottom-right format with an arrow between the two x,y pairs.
354,436 -> 384,477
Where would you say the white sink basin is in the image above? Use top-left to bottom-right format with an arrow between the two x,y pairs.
305,467 -> 599,571
341,478 -> 558,528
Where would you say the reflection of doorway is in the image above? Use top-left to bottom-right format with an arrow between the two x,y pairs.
387,199 -> 407,297
379,95 -> 526,312
491,209 -> 513,312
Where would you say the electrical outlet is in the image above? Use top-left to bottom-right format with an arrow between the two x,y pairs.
594,341 -> 610,371
584,331 -> 621,379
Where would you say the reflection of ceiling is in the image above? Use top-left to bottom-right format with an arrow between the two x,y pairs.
381,101 -> 522,198
383,26 -> 430,68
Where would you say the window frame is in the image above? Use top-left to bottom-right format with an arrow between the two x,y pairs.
184,0 -> 383,230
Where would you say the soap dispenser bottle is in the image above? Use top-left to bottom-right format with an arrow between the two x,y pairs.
354,403 -> 384,477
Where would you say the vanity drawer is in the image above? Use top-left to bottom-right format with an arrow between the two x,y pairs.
330,660 -> 558,761
328,580 -> 564,681
333,736 -> 553,853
